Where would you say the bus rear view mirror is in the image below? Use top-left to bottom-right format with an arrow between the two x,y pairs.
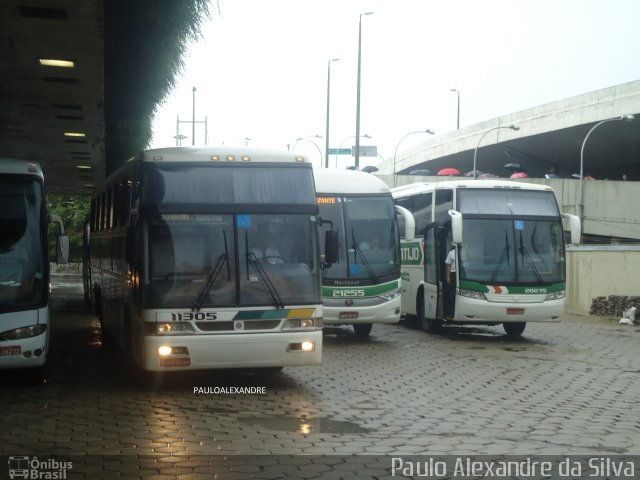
324,230 -> 339,265
562,213 -> 581,244
449,209 -> 463,244
57,235 -> 69,264
395,205 -> 415,241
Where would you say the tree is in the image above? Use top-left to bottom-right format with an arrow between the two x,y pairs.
104,0 -> 214,174
47,194 -> 90,263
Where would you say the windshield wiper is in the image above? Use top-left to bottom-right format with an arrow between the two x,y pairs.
490,231 -> 511,283
245,231 -> 284,309
351,228 -> 378,283
518,232 -> 544,283
193,232 -> 230,310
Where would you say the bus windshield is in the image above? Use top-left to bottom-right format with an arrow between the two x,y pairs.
459,218 -> 565,285
0,178 -> 46,311
142,164 -> 316,204
319,196 -> 400,282
145,213 -> 319,308
457,188 -> 560,216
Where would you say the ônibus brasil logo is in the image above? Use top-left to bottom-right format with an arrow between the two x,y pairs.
8,456 -> 73,479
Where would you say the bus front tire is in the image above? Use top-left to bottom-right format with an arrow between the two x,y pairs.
503,322 -> 526,336
353,323 -> 373,339
417,292 -> 441,333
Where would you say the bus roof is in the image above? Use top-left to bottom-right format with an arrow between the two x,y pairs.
314,168 -> 391,195
391,179 -> 554,198
0,158 -> 44,180
140,146 -> 311,165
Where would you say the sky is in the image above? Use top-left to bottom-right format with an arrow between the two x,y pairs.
149,0 -> 640,170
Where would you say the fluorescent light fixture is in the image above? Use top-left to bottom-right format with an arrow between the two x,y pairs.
76,165 -> 93,170
39,58 -> 75,68
64,132 -> 85,137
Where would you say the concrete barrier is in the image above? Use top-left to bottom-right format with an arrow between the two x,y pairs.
566,246 -> 640,316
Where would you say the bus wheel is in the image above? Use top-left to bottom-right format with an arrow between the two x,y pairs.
503,322 -> 526,336
353,323 -> 373,339
421,316 -> 442,333
417,292 -> 441,333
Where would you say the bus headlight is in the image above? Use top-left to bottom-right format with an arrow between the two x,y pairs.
459,289 -> 486,301
544,290 -> 565,301
379,288 -> 401,301
288,341 -> 316,352
282,318 -> 317,330
158,346 -> 189,356
1,324 -> 47,340
157,322 -> 195,334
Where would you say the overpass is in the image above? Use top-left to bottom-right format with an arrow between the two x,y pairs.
378,80 -> 640,181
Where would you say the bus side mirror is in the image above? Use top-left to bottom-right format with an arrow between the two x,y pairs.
562,213 -> 581,245
324,230 -> 339,265
57,235 -> 69,264
395,205 -> 415,241
449,209 -> 463,244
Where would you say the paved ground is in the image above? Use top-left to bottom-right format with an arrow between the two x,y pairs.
1,274 -> 639,479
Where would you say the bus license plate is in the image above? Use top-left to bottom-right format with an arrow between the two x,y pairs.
0,346 -> 21,356
506,308 -> 525,315
160,358 -> 190,367
339,312 -> 359,320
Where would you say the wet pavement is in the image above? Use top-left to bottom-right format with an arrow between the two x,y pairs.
1,274 -> 639,478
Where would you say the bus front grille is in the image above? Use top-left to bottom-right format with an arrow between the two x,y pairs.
196,320 -> 281,332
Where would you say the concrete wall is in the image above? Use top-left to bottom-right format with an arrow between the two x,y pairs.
566,246 -> 640,316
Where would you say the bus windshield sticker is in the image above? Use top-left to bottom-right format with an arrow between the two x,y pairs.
316,196 -> 337,204
237,214 -> 252,228
514,220 -> 525,230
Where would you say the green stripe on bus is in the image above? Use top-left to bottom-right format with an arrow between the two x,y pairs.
458,280 -> 566,294
232,308 -> 315,320
322,279 -> 399,298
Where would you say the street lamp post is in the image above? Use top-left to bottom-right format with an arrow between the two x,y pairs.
192,86 -> 196,145
325,58 -> 340,168
293,135 -> 323,167
337,134 -> 371,168
579,114 -> 634,231
450,88 -> 460,130
473,124 -> 519,179
393,129 -> 435,187
354,11 -> 373,170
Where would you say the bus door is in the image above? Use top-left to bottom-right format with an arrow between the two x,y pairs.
422,224 -> 440,320
436,226 -> 451,319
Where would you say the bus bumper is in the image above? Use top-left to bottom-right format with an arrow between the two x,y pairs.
322,296 -> 401,325
0,333 -> 47,369
454,297 -> 564,323
142,330 -> 322,371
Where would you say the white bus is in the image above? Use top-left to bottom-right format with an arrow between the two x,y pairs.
84,147 -> 327,371
314,169 -> 411,338
392,180 -> 580,336
0,159 -> 68,370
